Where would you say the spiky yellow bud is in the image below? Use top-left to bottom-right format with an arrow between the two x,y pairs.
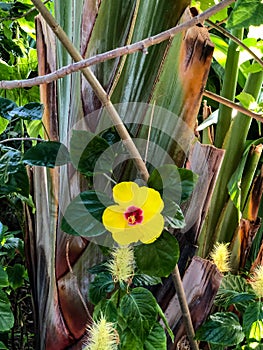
250,265 -> 263,298
210,242 -> 231,273
84,314 -> 119,350
107,246 -> 134,284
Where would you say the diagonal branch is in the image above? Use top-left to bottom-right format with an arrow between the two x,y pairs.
30,0 -> 149,182
1,0 -> 235,91
203,90 -> 263,122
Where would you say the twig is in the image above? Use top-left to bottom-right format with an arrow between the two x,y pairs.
0,137 -> 44,144
1,0 -> 235,90
66,240 -> 93,325
206,19 -> 263,67
203,90 -> 263,122
172,265 -> 199,350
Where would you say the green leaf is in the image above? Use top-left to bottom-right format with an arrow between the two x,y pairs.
0,116 -> 9,134
70,130 -> 114,176
0,341 -> 8,350
120,327 -> 143,350
227,0 -> 263,29
236,92 -> 256,109
215,274 -> 256,312
0,289 -> 14,332
23,141 -> 70,167
148,164 -> 198,204
195,312 -> 245,346
6,264 -> 25,290
243,302 -> 263,339
88,272 -> 115,305
120,287 -> 158,341
156,303 -> 174,342
134,230 -> 179,277
165,202 -> 186,229
0,267 -> 8,288
132,274 -> 162,287
93,298 -> 118,323
247,320 -> 263,347
0,97 -> 17,120
9,102 -> 43,120
61,191 -> 113,237
0,148 -> 29,197
24,120 -> 44,140
144,322 -> 167,350
243,62 -> 263,74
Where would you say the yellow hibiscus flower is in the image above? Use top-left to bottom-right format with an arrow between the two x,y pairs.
102,182 -> 164,245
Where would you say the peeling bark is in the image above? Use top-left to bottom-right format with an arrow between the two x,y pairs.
165,257 -> 222,349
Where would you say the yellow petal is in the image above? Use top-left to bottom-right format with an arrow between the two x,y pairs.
102,205 -> 126,229
139,213 -> 164,244
113,182 -> 138,206
140,188 -> 164,222
111,227 -> 141,245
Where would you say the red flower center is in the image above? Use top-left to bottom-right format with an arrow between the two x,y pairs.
124,206 -> 143,226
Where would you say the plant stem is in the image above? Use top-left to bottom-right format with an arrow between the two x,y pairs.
0,137 -> 45,144
200,69 -> 263,257
172,265 -> 199,350
215,28 -> 244,148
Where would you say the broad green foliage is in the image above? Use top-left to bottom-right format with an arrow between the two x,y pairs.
0,222 -> 25,335
196,273 -> 263,348
23,141 -> 70,167
0,289 -> 14,332
196,312 -> 245,346
227,0 -> 263,29
134,231 -> 180,277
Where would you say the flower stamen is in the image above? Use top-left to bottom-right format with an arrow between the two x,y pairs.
124,206 -> 143,225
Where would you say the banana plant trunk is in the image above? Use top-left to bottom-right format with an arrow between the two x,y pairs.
25,1 -> 220,349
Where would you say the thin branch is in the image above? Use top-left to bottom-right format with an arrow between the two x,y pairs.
206,19 -> 263,67
0,137 -> 44,144
203,90 -> 263,122
172,265 -> 199,350
1,0 -> 235,90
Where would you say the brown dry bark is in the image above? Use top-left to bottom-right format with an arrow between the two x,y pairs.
166,257 -> 222,348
